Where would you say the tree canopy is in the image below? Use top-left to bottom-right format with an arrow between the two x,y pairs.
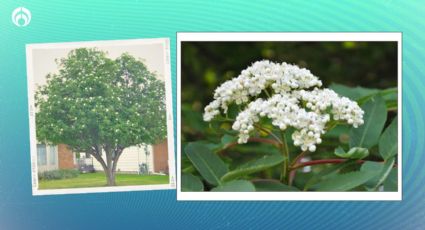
35,48 -> 167,185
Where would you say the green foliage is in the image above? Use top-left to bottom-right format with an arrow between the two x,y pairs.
185,142 -> 228,186
303,160 -> 357,190
330,83 -> 397,109
334,147 -> 369,160
375,158 -> 396,190
36,48 -> 167,150
181,48 -> 398,192
330,83 -> 380,101
38,169 -> 80,181
361,157 -> 396,190
349,96 -> 387,148
181,173 -> 204,191
211,180 -> 256,192
253,180 -> 299,191
312,171 -> 379,191
379,117 -> 398,160
182,85 -> 399,192
360,161 -> 385,189
36,48 -> 167,186
383,168 -> 398,191
221,154 -> 284,182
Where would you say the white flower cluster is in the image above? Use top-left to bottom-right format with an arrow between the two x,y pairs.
232,94 -> 330,152
203,60 -> 322,120
203,60 -> 364,152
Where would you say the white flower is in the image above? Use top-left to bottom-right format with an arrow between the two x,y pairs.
203,60 -> 364,152
203,60 -> 322,121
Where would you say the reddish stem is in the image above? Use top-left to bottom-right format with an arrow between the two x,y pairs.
288,151 -> 307,186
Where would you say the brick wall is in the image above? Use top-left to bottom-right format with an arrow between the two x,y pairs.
152,141 -> 168,174
58,144 -> 75,169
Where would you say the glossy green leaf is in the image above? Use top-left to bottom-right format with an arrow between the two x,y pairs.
329,83 -> 379,100
360,161 -> 384,189
385,100 -> 398,111
304,160 -> 357,190
361,158 -> 396,191
379,117 -> 398,160
312,170 -> 380,191
383,168 -> 398,191
185,142 -> 228,186
350,96 -> 387,148
211,180 -> 256,192
253,180 -> 299,191
374,157 -> 396,190
334,147 -> 369,159
357,88 -> 397,105
221,154 -> 285,182
330,83 -> 397,107
181,173 -> 204,192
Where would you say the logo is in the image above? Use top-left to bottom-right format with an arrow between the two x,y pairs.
12,7 -> 31,27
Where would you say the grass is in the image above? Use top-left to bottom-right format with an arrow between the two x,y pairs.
38,172 -> 169,190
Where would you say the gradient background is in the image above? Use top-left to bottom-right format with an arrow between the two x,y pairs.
0,0 -> 422,229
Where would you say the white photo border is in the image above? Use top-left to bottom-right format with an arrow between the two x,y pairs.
27,38 -> 176,196
177,32 -> 402,201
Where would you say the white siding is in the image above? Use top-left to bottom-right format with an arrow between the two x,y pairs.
90,145 -> 154,173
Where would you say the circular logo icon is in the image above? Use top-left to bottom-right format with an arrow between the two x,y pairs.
12,7 -> 31,27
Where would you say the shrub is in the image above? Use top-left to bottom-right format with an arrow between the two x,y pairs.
182,60 -> 398,192
38,169 -> 80,181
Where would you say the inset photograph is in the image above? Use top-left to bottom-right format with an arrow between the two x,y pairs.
178,33 -> 401,200
27,38 -> 175,195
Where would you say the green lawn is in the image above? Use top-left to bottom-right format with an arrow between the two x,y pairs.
38,172 -> 169,189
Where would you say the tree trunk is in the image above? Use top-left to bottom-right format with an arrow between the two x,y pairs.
105,167 -> 116,186
90,145 -> 123,186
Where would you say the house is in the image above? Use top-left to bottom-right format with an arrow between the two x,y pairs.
36,144 -> 76,172
36,141 -> 169,175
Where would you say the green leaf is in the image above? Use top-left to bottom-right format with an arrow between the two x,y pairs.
374,157 -> 396,190
330,84 -> 398,109
185,142 -> 228,186
385,100 -> 398,111
211,180 -> 256,192
304,160 -> 357,190
383,168 -> 398,191
330,83 -> 379,101
221,154 -> 285,182
312,170 -> 380,191
182,105 -> 207,133
349,96 -> 387,148
360,161 -> 384,189
361,158 -> 396,191
379,117 -> 398,160
357,88 -> 398,105
181,173 -> 204,192
253,180 -> 299,191
334,147 -> 369,159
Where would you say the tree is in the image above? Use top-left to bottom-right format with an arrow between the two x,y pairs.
35,48 -> 167,186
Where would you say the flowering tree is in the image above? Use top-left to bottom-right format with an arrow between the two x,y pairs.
182,60 -> 398,192
36,48 -> 167,186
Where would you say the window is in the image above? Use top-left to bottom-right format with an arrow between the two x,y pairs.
48,146 -> 57,165
37,144 -> 57,166
37,144 -> 47,166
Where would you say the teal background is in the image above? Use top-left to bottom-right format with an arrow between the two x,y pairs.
0,0 -> 422,229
